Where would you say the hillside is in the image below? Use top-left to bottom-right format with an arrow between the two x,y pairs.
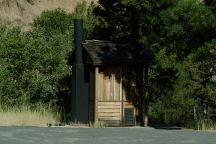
0,0 -> 95,30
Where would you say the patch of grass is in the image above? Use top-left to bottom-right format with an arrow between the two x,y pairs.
89,121 -> 105,128
67,120 -> 89,128
184,119 -> 216,131
196,119 -> 216,131
0,105 -> 60,127
63,120 -> 105,128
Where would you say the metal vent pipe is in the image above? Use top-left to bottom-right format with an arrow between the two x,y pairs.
71,19 -> 89,123
74,19 -> 84,65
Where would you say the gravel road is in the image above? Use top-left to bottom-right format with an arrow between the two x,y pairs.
0,126 -> 215,144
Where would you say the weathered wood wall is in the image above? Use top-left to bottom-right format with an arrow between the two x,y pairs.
90,66 -> 137,126
89,70 -> 95,122
97,67 -> 122,126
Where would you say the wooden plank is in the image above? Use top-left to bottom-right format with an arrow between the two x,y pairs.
98,109 -> 121,113
100,71 -> 104,101
101,120 -> 121,123
114,68 -> 121,101
98,113 -> 120,117
108,73 -> 111,101
104,71 -> 111,101
98,111 -> 120,114
98,105 -> 120,109
98,117 -> 121,121
100,120 -> 121,126
95,67 -> 99,121
98,109 -> 120,114
89,71 -> 95,101
98,67 -> 123,102
98,102 -> 121,105
120,67 -> 123,126
111,72 -> 114,101
98,101 -> 122,102
122,67 -> 127,101
99,121 -> 121,127
98,70 -> 102,101
102,72 -> 105,101
123,105 -> 134,108
123,102 -> 133,106
98,107 -> 120,110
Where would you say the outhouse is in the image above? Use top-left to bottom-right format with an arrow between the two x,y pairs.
70,19 -> 153,126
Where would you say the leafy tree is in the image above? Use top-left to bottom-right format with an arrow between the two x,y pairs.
92,0 -> 216,127
0,2 -> 97,118
188,39 -> 216,120
204,0 -> 216,13
32,9 -> 73,35
160,0 -> 216,60
150,0 -> 216,125
92,0 -> 178,126
0,26 -> 29,107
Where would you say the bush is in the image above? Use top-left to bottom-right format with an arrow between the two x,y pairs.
0,2 -> 97,123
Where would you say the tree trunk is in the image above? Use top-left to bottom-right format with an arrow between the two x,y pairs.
143,67 -> 149,127
138,67 -> 144,126
193,106 -> 197,120
137,66 -> 149,127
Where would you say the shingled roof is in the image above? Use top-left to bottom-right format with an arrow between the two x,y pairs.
70,40 -> 154,66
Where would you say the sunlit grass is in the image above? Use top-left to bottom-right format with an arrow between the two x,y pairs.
197,119 -> 216,131
185,119 -> 216,131
0,105 -> 60,127
89,121 -> 105,128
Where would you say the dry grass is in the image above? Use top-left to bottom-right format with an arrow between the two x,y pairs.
60,121 -> 106,128
197,119 -> 216,131
89,121 -> 105,128
0,106 -> 60,127
0,0 -> 97,30
65,120 -> 89,128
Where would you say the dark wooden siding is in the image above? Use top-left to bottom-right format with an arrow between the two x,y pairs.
93,66 -> 137,126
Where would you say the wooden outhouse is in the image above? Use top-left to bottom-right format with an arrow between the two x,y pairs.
70,19 -> 153,126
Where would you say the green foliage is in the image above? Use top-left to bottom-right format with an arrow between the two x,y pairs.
93,0 -> 177,44
92,0 -> 216,127
204,0 -> 216,13
0,25 -> 67,108
0,2 -> 96,119
188,39 -> 216,118
32,9 -> 73,35
0,26 -> 27,106
160,0 -> 216,60
149,0 -> 216,125
72,1 -> 99,39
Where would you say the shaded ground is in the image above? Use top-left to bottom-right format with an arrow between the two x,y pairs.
0,126 -> 215,144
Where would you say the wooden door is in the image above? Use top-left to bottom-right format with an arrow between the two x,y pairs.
96,67 -> 122,126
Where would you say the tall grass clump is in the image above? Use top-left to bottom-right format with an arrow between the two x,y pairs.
0,104 -> 60,126
196,119 -> 216,131
184,118 -> 216,131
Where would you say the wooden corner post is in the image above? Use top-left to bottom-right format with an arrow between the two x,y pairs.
94,67 -> 99,122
